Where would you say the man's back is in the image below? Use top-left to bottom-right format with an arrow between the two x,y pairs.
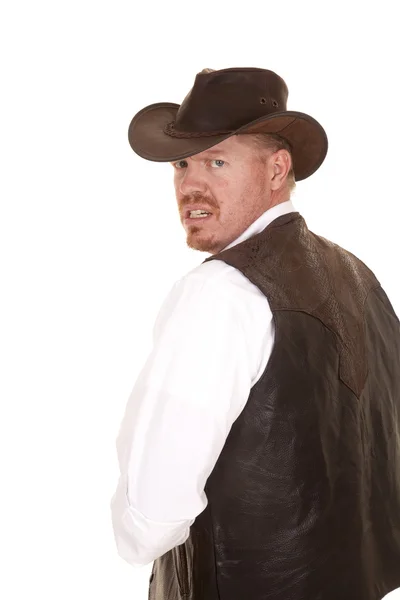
149,211 -> 400,600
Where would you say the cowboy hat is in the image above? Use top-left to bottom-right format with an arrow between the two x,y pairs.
127,67 -> 328,181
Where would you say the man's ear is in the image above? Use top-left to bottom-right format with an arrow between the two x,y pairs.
270,150 -> 291,189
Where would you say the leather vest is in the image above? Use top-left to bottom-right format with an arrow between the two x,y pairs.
148,211 -> 400,600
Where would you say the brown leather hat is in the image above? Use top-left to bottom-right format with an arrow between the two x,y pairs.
128,67 -> 328,181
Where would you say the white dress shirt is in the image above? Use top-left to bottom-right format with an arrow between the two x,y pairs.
110,199 -> 297,567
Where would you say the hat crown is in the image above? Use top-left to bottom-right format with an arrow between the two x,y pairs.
174,67 -> 289,134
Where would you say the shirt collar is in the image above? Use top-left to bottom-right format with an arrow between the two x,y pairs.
220,199 -> 297,252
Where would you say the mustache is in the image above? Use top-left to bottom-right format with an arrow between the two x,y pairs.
181,193 -> 215,210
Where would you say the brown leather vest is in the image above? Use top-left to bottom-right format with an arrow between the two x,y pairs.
148,211 -> 400,600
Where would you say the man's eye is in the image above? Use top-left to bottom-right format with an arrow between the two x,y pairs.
174,160 -> 188,169
173,159 -> 225,169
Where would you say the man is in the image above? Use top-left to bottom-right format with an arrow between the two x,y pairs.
110,68 -> 400,600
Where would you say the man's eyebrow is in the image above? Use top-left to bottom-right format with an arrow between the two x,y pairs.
169,148 -> 228,165
190,149 -> 229,160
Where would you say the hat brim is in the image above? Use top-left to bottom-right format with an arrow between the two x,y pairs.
128,103 -> 328,181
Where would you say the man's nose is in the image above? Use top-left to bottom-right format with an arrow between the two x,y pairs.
178,165 -> 207,196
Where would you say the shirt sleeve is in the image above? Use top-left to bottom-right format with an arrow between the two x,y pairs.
110,271 -> 254,567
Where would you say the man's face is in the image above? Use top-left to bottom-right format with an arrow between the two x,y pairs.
170,135 -> 274,255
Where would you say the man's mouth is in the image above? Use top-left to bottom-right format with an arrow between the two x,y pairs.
184,213 -> 214,223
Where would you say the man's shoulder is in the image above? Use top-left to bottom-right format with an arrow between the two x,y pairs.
179,257 -> 260,296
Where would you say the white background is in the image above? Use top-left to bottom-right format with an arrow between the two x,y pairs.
1,1 -> 399,598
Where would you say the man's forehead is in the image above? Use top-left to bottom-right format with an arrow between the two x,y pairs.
169,146 -> 228,164
195,147 -> 229,157
168,137 -> 246,164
